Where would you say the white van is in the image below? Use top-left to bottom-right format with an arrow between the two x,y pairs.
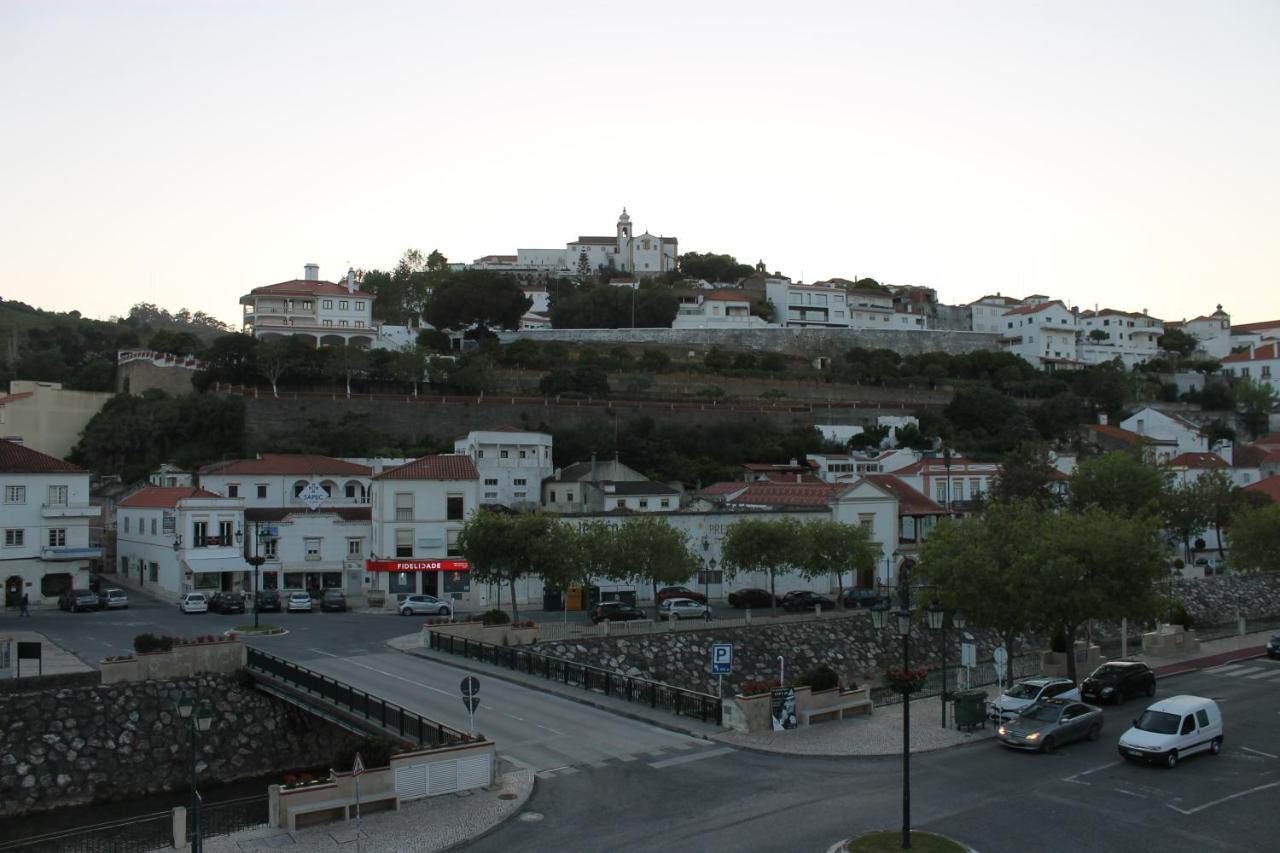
1118,695 -> 1223,768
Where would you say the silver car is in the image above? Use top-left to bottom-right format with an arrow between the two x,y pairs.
399,594 -> 453,616
98,588 -> 130,609
997,698 -> 1104,752
988,677 -> 1081,722
658,597 -> 710,621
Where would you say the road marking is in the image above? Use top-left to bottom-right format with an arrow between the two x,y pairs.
1114,788 -> 1146,799
1167,781 -> 1280,815
1062,760 -> 1122,785
1245,670 -> 1278,680
535,723 -> 565,735
306,649 -> 452,696
1206,664 -> 1247,675
502,713 -> 526,721
647,746 -> 736,769
1226,667 -> 1263,678
1241,746 -> 1279,759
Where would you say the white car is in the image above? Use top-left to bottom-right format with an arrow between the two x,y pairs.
399,594 -> 453,616
1119,695 -> 1224,768
658,597 -> 710,621
179,592 -> 208,614
287,592 -> 314,612
988,677 -> 1080,722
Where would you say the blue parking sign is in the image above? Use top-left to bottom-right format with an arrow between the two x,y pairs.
712,643 -> 733,674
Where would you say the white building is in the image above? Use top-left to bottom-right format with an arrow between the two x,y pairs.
1120,407 -> 1212,457
999,300 -> 1080,371
198,454 -> 374,508
1222,341 -> 1279,392
116,487 -> 244,600
1,441 -> 100,607
543,459 -> 680,514
498,209 -> 678,279
241,264 -> 378,348
766,279 -> 850,328
1077,309 -> 1164,368
453,427 -> 553,510
1175,307 -> 1232,360
368,454 -> 480,605
672,291 -> 766,329
243,506 -> 371,597
969,295 -> 1022,333
0,381 -> 114,461
894,454 -> 1001,510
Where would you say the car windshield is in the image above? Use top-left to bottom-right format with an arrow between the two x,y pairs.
1019,704 -> 1062,723
1135,710 -> 1180,734
1090,666 -> 1126,682
1005,683 -> 1042,699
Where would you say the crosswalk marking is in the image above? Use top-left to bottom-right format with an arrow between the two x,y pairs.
647,746 -> 736,769
1246,670 -> 1280,680
1206,664 -> 1247,675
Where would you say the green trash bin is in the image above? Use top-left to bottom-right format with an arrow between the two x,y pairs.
952,689 -> 988,731
584,585 -> 602,609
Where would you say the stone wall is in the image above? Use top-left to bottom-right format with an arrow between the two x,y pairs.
117,357 -> 200,396
1173,574 -> 1280,624
0,672 -> 357,818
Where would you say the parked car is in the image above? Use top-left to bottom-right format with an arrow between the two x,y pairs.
399,594 -> 453,616
840,587 -> 883,609
589,601 -> 646,624
97,588 -> 129,610
179,592 -> 209,614
658,597 -> 710,621
254,590 -> 282,612
988,677 -> 1081,722
1266,633 -> 1279,660
1080,661 -> 1156,705
287,592 -> 314,613
727,588 -> 775,609
320,589 -> 348,612
656,586 -> 707,604
1119,695 -> 1224,768
997,698 -> 1104,752
59,589 -> 99,612
208,592 -> 246,614
780,591 -> 835,612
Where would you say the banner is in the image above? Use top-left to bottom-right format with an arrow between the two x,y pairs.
365,559 -> 470,573
771,687 -> 797,731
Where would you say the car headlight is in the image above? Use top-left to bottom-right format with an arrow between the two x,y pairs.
1101,687 -> 1114,695
998,725 -> 1007,736
1025,732 -> 1041,741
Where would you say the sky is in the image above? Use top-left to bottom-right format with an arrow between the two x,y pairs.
2,0 -> 1278,328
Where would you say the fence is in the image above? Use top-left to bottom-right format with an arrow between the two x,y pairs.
535,607 -> 866,643
0,810 -> 172,853
870,653 -> 1042,707
427,631 -> 722,726
198,795 -> 268,841
246,648 -> 474,748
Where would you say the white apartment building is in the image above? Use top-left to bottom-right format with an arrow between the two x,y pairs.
242,507 -> 370,597
844,286 -> 928,330
453,428 -> 553,509
1175,307 -> 1232,360
198,454 -> 374,507
672,291 -> 766,329
1,441 -> 100,607
1120,407 -> 1212,457
368,454 -> 480,604
969,295 -> 1022,333
241,264 -> 377,348
999,300 -> 1080,371
0,381 -> 114,460
115,487 -> 244,600
765,279 -> 850,328
1077,309 -> 1164,368
1222,341 -> 1279,392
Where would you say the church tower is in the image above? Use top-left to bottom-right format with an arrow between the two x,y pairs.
617,207 -> 633,271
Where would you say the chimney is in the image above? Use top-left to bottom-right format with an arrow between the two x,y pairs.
347,267 -> 356,293
304,263 -> 319,281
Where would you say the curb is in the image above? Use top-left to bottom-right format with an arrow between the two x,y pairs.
440,769 -> 536,853
828,831 -> 978,853
1153,646 -> 1266,679
385,639 -> 719,742
716,728 -> 996,761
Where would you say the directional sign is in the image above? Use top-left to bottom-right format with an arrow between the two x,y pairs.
711,643 -> 733,675
462,696 -> 480,714
460,676 -> 480,697
298,482 -> 328,511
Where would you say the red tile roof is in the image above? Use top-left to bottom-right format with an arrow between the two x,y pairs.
119,486 -> 226,508
1169,452 -> 1229,469
571,236 -> 616,246
1084,424 -> 1148,446
1003,300 -> 1067,317
199,454 -> 372,477
1231,320 -> 1280,334
1233,445 -> 1267,468
0,391 -> 34,405
1222,342 -> 1279,363
864,475 -> 946,515
245,279 -> 368,298
697,482 -> 745,497
0,440 -> 85,473
1243,475 -> 1280,503
704,290 -> 749,302
374,454 -> 478,481
725,482 -> 845,508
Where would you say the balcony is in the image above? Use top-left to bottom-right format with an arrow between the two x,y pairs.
42,546 -> 103,561
41,503 -> 101,519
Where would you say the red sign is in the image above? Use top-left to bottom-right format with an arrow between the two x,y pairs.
365,559 -> 471,573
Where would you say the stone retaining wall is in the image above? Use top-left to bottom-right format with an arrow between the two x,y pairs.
1173,573 -> 1280,624
0,672 -> 357,818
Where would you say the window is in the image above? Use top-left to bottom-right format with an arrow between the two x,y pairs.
4,529 -> 23,547
5,485 -> 25,504
339,300 -> 349,310
638,499 -> 649,509
970,477 -> 981,497
484,492 -> 498,500
500,450 -> 509,459
294,481 -> 307,497
323,320 -> 333,327
447,494 -> 464,520
305,538 -> 322,560
120,556 -> 128,573
519,450 -> 527,459
193,520 -> 208,547
257,484 -> 268,499
339,320 -> 348,327
660,498 -> 670,508
565,491 -> 575,502
355,301 -> 365,310
447,529 -> 460,556
150,518 -> 157,535
301,300 -> 312,310
263,538 -> 278,559
1195,709 -> 1210,727
219,521 -> 234,545
935,481 -> 947,502
857,513 -> 875,531
1180,715 -> 1195,735
395,492 -> 414,521
323,299 -> 333,309
48,485 -> 68,506
347,538 -> 363,557
124,516 -> 131,533
514,478 -> 527,486
149,562 -> 158,583
514,491 -> 526,499
395,529 -> 413,558
48,528 -> 66,547
227,484 -> 239,498
549,490 -> 557,502
485,478 -> 498,486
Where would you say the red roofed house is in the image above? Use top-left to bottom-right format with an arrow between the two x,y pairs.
672,290 -> 767,329
1167,452 -> 1232,486
999,299 -> 1081,371
241,263 -> 377,348
1,440 -> 100,606
893,454 -> 1001,511
1222,340 -> 1280,394
116,486 -> 243,601
1174,306 -> 1232,360
1243,474 -> 1280,503
369,455 -> 481,605
199,454 -> 374,507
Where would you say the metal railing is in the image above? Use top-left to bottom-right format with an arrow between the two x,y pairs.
199,795 -> 268,841
246,648 -> 474,748
0,810 -> 171,852
428,631 -> 723,726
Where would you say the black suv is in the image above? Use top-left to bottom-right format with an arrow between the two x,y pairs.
208,592 -> 246,614
589,601 -> 646,624
254,590 -> 282,613
780,591 -> 835,612
320,589 -> 348,612
1080,661 -> 1156,705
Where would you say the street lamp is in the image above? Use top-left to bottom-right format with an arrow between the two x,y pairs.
175,693 -> 216,853
245,520 -> 266,629
940,608 -> 966,728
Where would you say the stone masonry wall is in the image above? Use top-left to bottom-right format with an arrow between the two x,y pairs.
1172,573 -> 1280,624
0,672 -> 357,818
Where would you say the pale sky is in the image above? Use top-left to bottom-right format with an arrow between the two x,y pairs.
2,1 -> 1277,328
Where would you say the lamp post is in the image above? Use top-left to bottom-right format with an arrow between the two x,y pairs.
245,520 -> 266,629
871,561 -> 944,850
175,693 -> 215,853
938,606 -> 965,728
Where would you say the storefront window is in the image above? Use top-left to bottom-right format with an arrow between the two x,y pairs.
388,571 -> 415,595
284,572 -> 306,589
261,571 -> 278,590
194,573 -> 219,590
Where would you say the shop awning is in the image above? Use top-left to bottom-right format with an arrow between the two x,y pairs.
183,556 -> 251,574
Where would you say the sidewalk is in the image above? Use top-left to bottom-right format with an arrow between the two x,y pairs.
1131,627 -> 1273,677
203,767 -> 533,853
0,630 -> 94,676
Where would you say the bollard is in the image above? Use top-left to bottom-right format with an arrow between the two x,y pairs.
172,806 -> 188,850
1238,611 -> 1246,637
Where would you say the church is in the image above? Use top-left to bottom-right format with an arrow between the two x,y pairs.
514,208 -> 678,278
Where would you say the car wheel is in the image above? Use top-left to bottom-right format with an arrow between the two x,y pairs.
1088,724 -> 1101,742
438,607 -> 450,616
671,613 -> 680,621
1210,737 -> 1222,755
1146,682 -> 1156,698
1040,736 -> 1056,754
400,608 -> 411,616
1165,750 -> 1178,769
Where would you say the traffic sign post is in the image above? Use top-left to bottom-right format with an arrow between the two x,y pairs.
992,645 -> 1008,691
460,677 -> 480,734
711,643 -> 733,697
351,752 -> 365,849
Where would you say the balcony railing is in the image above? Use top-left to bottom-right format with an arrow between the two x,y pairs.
41,503 -> 100,518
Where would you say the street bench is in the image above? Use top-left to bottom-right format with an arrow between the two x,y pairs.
799,697 -> 873,725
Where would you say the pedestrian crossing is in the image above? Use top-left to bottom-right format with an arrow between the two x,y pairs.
1203,663 -> 1280,681
533,743 -> 735,779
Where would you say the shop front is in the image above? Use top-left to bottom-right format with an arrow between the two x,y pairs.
182,555 -> 250,594
366,558 -> 471,605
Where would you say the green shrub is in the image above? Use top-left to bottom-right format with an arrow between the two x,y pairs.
1168,602 -> 1195,629
332,736 -> 405,772
482,609 -> 511,625
133,633 -> 175,654
795,665 -> 840,692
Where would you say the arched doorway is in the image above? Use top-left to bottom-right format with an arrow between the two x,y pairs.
5,575 -> 23,608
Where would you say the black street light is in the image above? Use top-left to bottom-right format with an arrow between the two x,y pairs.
939,606 -> 965,728
245,520 -> 266,629
175,693 -> 215,853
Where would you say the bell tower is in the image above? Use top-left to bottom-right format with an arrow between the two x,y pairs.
616,207 -> 633,271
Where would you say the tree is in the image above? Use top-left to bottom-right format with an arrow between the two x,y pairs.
678,252 -> 754,282
1228,505 -> 1280,573
794,520 -> 876,607
321,344 -> 369,398
1087,329 -> 1110,342
989,443 -> 1059,508
539,364 -> 609,398
944,386 -> 1020,452
1158,328 -> 1198,358
256,339 -> 294,398
426,249 -> 449,271
424,270 -> 532,333
1234,377 -> 1279,439
610,517 -> 700,616
557,520 -> 621,593
457,510 -> 567,619
576,250 -> 591,280
1068,452 -> 1169,517
200,333 -> 258,386
1161,481 -> 1211,565
391,347 -> 426,395
721,518 -> 803,614
1196,469 -> 1238,562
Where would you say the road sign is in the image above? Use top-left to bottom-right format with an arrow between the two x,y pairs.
711,643 -> 733,674
992,646 -> 1008,669
460,676 -> 480,697
351,752 -> 365,776
298,482 -> 328,511
462,696 -> 480,714
960,642 -> 976,669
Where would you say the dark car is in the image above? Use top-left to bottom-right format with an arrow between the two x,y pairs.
59,589 -> 99,612
656,586 -> 707,604
1267,633 -> 1279,660
780,591 -> 835,612
840,587 -> 883,609
254,590 -> 282,612
589,601 -> 646,624
1080,661 -> 1156,705
320,589 -> 348,612
208,592 -> 246,614
728,588 -> 776,608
